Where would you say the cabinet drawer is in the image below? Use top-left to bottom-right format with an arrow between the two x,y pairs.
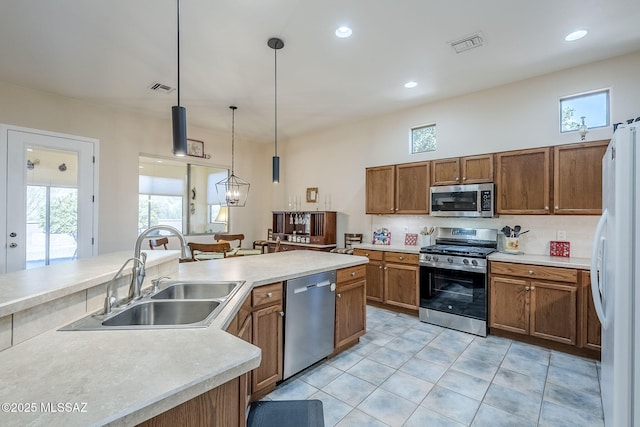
252,282 -> 283,307
490,262 -> 577,283
353,249 -> 384,261
337,265 -> 366,284
385,252 -> 419,265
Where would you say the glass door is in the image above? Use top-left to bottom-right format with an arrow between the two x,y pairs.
4,128 -> 96,272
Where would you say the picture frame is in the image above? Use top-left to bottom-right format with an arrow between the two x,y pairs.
187,138 -> 205,157
306,187 -> 318,203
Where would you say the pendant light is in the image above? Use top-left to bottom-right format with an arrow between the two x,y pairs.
172,0 -> 187,156
268,37 -> 284,183
216,106 -> 250,207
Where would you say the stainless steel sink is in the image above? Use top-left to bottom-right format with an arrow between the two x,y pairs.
102,300 -> 220,326
59,280 -> 244,331
151,281 -> 241,300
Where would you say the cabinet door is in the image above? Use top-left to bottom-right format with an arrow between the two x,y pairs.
251,304 -> 283,395
553,140 -> 608,214
366,166 -> 395,214
529,281 -> 577,345
335,279 -> 366,349
432,158 -> 461,186
365,260 -> 384,302
496,148 -> 551,214
461,154 -> 494,184
489,276 -> 529,335
384,263 -> 419,310
580,272 -> 602,351
395,161 -> 430,214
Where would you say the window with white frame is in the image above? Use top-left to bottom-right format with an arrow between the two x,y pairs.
560,89 -> 610,133
411,124 -> 437,154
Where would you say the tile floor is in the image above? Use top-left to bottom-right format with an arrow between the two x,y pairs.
263,305 -> 604,427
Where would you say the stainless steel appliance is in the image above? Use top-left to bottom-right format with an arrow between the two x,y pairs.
590,123 -> 639,426
283,270 -> 336,380
419,227 -> 498,336
430,183 -> 495,217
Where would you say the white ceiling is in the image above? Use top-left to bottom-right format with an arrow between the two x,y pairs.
1,0 -> 640,143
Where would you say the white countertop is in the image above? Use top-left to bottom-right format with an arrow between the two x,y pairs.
488,252 -> 591,270
353,243 -> 421,254
0,250 -> 368,426
0,250 -> 179,318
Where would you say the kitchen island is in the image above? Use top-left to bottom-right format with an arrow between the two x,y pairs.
0,250 -> 367,427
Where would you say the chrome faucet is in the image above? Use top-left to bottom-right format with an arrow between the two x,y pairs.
131,225 -> 191,300
104,257 -> 145,314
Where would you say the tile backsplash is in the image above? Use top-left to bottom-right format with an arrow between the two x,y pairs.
369,214 -> 598,259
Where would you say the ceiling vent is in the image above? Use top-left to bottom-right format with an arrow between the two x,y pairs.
450,32 -> 485,53
148,82 -> 175,94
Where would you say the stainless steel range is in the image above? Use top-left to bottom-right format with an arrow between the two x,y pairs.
419,227 -> 498,337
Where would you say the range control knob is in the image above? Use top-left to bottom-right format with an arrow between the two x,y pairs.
471,259 -> 478,266
447,257 -> 453,263
432,256 -> 439,262
463,259 -> 470,265
424,255 -> 431,261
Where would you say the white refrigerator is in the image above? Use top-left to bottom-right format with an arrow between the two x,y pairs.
591,123 -> 640,427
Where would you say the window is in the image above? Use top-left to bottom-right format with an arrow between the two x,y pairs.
138,156 -> 229,235
560,89 -> 610,133
411,124 -> 437,154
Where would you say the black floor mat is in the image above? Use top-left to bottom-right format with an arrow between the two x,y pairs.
247,400 -> 324,427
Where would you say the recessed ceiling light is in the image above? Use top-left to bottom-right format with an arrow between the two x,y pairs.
404,81 -> 418,89
565,30 -> 588,41
335,26 -> 352,38
156,160 -> 164,163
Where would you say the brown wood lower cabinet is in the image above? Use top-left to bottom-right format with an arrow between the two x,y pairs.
354,249 -> 419,312
489,261 -> 600,359
334,265 -> 367,351
490,262 -> 577,345
136,377 -> 242,427
250,282 -> 283,401
579,271 -> 602,351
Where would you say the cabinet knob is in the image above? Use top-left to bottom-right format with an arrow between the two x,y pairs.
530,286 -> 536,291
525,286 -> 530,291
399,256 -> 404,260
379,265 -> 383,269
267,292 -> 273,298
390,208 -> 394,211
462,177 -> 466,181
351,272 -> 356,276
455,177 -> 459,181
337,293 -> 342,298
545,206 -> 549,210
555,206 -> 559,209
384,267 -> 388,270
365,253 -> 369,257
279,311 -> 284,317
528,270 -> 534,275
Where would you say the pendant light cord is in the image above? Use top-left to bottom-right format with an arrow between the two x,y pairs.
176,0 -> 181,106
274,47 -> 278,157
230,106 -> 236,174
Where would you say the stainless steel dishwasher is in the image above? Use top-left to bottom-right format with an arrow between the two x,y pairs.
283,270 -> 336,380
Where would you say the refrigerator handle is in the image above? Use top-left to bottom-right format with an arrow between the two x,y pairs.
590,209 -> 608,324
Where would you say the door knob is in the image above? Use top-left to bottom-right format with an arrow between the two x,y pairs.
9,243 -> 17,248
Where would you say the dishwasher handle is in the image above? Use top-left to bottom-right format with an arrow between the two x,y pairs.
292,280 -> 335,294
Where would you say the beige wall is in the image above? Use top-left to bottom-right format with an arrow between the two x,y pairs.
272,51 -> 640,254
1,50 -> 638,256
0,81 -> 269,253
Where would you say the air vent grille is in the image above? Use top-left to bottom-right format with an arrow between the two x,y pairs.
450,33 -> 485,53
148,82 -> 175,94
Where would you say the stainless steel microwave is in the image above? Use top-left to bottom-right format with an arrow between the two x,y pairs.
430,183 -> 495,217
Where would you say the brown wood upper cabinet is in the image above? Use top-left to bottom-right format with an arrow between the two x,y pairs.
432,154 -> 494,186
366,165 -> 395,214
496,147 -> 551,214
553,140 -> 608,214
366,162 -> 430,214
395,161 -> 430,214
